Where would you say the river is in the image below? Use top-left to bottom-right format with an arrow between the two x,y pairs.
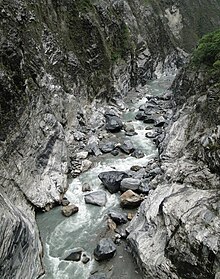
36,75 -> 174,279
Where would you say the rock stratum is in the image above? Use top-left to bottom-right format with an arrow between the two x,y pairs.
1,0 -> 220,278
128,34 -> 220,278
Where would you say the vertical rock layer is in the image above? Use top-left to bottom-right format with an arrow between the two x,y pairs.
128,35 -> 220,278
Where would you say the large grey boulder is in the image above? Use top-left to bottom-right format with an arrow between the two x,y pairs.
84,191 -> 107,207
94,238 -> 116,261
100,142 -> 116,153
119,140 -> 135,154
105,115 -> 123,133
120,178 -> 141,192
98,171 -> 129,193
108,210 -> 128,225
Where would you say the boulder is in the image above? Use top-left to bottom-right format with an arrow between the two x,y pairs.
108,210 -> 128,225
62,204 -> 79,217
87,135 -> 102,156
154,115 -> 166,127
81,159 -> 92,172
145,131 -> 160,138
82,253 -> 90,264
105,115 -> 123,133
100,142 -> 116,153
124,123 -> 135,133
94,238 -> 116,261
119,140 -> 135,154
84,191 -> 107,207
98,171 -> 129,193
76,151 -> 88,159
82,183 -> 91,192
61,197 -> 70,206
135,111 -> 147,120
120,190 -> 143,208
131,149 -> 145,158
120,178 -> 141,192
64,248 -> 82,261
143,116 -> 155,124
111,149 -> 119,156
88,273 -> 107,279
130,165 -> 142,172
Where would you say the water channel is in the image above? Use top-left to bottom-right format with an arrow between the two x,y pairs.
37,75 -> 174,279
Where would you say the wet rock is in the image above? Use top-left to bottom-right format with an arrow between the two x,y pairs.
107,217 -> 117,231
127,212 -> 136,220
147,167 -> 163,178
119,140 -> 135,154
64,248 -> 82,261
114,234 -> 121,245
124,123 -> 135,133
145,130 -> 160,138
98,171 -> 129,193
88,273 -> 107,279
76,151 -> 89,159
120,178 -> 141,192
82,253 -> 90,264
100,142 -> 116,153
108,210 -> 128,225
111,149 -> 119,156
84,191 -> 107,207
154,116 -> 166,127
61,197 -> 70,206
87,135 -> 102,156
81,159 -> 92,172
115,227 -> 128,239
135,111 -> 147,120
120,190 -> 143,208
94,238 -> 116,261
105,115 -> 123,133
130,165 -> 142,172
143,116 -> 155,124
131,149 -> 145,158
62,204 -> 79,217
82,183 -> 91,192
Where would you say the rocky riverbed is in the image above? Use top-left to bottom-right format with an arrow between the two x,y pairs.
37,75 -> 174,279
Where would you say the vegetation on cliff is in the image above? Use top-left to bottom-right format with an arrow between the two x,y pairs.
192,28 -> 220,70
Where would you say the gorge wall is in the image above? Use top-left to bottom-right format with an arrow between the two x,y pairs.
128,32 -> 220,278
1,0 -> 220,278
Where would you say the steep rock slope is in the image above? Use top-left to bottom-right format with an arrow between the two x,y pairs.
1,0 -> 220,278
128,30 -> 220,279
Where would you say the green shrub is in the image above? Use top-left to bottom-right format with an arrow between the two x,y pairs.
192,29 -> 220,66
213,59 -> 220,69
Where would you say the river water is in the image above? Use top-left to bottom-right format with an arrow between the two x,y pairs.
36,75 -> 174,279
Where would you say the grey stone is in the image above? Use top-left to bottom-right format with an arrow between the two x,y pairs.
84,191 -> 107,207
94,238 -> 116,261
119,140 -> 135,154
62,204 -> 79,217
108,210 -> 128,224
105,115 -> 123,133
98,171 -> 129,193
64,249 -> 82,261
120,178 -> 141,192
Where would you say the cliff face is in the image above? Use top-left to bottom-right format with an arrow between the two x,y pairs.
128,33 -> 220,278
1,0 -> 220,278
